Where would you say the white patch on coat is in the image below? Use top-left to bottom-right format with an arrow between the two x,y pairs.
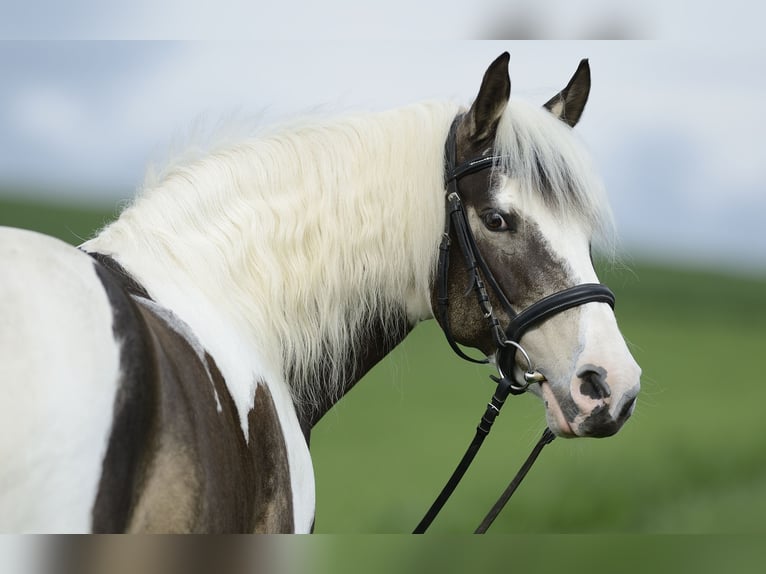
0,228 -> 121,532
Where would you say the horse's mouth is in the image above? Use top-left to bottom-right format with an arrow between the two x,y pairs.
540,381 -> 576,437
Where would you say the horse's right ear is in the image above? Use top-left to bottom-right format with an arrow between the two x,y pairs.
543,59 -> 591,127
462,52 -> 511,147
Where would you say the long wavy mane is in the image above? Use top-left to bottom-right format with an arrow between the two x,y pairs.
86,102 -> 457,408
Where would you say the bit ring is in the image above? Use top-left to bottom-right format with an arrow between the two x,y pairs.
497,340 -> 546,391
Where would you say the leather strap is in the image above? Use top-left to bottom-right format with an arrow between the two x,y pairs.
505,283 -> 615,342
474,428 -> 556,533
413,376 -> 515,534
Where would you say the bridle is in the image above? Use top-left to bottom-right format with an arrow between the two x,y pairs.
414,115 -> 616,533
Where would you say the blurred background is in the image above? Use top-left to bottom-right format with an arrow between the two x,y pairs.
1,0 -> 764,560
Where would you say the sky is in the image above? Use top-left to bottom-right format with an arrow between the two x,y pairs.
0,3 -> 764,275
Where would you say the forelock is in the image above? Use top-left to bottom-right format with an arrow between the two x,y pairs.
492,99 -> 614,247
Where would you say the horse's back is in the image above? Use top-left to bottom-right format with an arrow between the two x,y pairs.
0,227 -> 121,532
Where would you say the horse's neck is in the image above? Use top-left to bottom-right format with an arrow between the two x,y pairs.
83,102 -> 456,423
296,309 -> 413,431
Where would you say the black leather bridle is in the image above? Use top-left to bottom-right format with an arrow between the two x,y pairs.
414,116 -> 616,533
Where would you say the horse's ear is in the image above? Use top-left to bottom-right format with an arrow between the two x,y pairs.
463,52 -> 511,146
544,59 -> 591,127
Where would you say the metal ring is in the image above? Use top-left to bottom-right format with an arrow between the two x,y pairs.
500,340 -> 533,373
496,340 -> 545,391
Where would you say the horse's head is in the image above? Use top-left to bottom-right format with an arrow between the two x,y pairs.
435,53 -> 640,438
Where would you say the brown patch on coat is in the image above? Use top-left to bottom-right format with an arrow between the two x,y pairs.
120,304 -> 295,532
91,253 -> 296,532
248,386 -> 294,532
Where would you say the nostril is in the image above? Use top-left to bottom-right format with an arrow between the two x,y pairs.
578,367 -> 611,400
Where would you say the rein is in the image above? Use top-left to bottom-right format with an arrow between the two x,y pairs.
414,116 -> 616,533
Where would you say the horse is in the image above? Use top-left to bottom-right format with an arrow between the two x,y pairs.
0,52 -> 641,533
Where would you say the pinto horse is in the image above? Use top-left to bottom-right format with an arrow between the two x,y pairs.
0,53 -> 640,533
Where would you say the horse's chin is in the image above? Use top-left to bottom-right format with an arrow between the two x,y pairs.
539,381 -> 577,438
505,365 -> 577,438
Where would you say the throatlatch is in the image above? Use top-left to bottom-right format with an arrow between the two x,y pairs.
414,116 -> 616,533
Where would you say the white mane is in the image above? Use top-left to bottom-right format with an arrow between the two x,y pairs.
85,102 -> 457,408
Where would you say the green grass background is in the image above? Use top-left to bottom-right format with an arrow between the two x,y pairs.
1,193 -> 764,535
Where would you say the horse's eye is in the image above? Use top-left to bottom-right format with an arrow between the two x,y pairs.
482,211 -> 510,232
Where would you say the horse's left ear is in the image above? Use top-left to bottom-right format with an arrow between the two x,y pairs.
463,52 -> 511,146
544,59 -> 591,127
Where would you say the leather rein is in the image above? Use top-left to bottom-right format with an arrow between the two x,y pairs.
414,116 -> 616,533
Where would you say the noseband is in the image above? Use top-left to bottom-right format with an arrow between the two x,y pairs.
415,116 -> 616,533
